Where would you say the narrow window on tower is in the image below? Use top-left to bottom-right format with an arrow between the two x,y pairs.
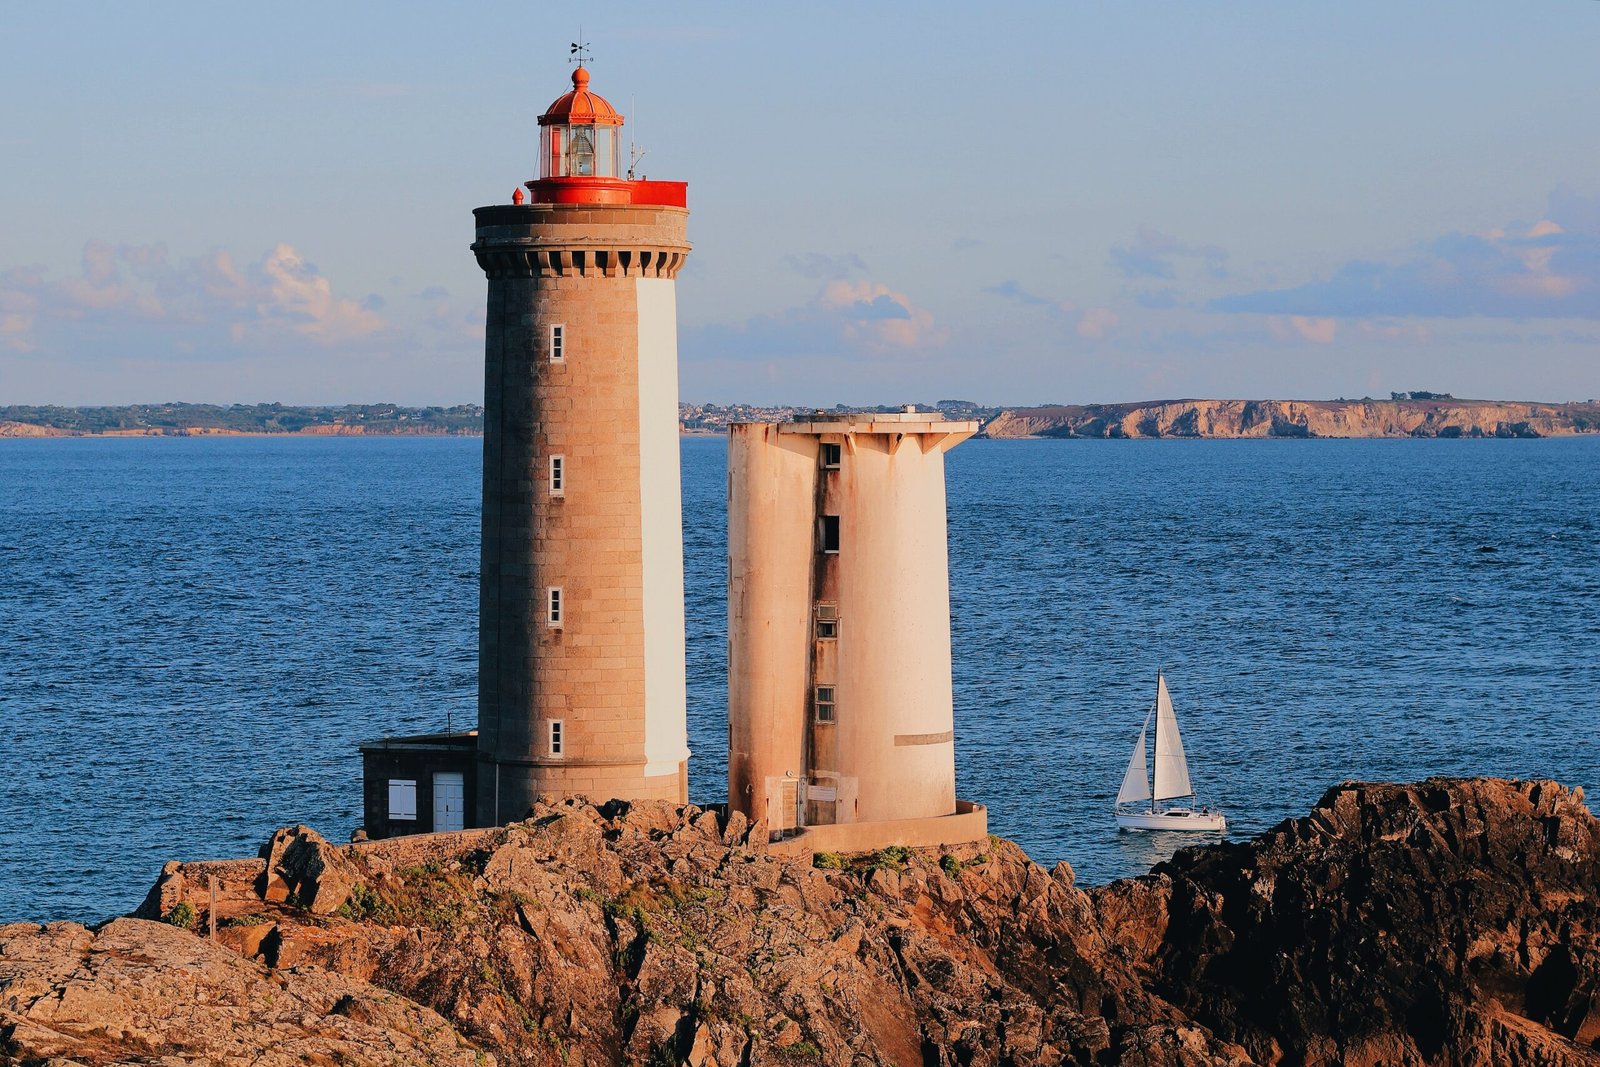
549,454 -> 565,496
547,587 -> 563,628
821,442 -> 842,470
548,719 -> 564,756
814,686 -> 836,724
550,323 -> 565,363
820,515 -> 840,554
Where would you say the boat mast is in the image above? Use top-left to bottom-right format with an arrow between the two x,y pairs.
1149,670 -> 1159,814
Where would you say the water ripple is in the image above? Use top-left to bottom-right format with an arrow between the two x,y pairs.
1,435 -> 1596,922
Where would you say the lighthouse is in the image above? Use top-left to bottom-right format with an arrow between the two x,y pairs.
358,60 -> 693,838
467,63 -> 693,825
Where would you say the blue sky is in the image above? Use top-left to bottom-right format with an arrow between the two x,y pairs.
1,1 -> 1596,406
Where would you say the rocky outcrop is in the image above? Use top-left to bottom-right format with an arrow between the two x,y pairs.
0,421 -> 69,438
3,779 -> 1598,1066
258,824 -> 362,915
1098,778 -> 1600,1066
0,918 -> 487,1065
982,399 -> 1600,439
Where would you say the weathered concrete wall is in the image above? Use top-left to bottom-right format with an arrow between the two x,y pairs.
767,801 -> 989,858
728,414 -> 983,845
726,424 -> 816,830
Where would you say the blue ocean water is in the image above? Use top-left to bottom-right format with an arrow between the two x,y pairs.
1,435 -> 1596,923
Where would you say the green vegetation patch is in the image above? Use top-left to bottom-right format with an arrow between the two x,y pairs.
812,845 -> 916,874
337,862 -> 481,931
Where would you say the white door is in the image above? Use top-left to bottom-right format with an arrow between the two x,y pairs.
433,772 -> 465,832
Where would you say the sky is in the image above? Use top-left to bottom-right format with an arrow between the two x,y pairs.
1,2 -> 1596,407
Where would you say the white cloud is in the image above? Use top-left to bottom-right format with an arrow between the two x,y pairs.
1213,191 -> 1600,320
255,243 -> 385,345
1076,307 -> 1120,340
0,240 -> 387,358
1288,315 -> 1336,343
685,278 -> 945,362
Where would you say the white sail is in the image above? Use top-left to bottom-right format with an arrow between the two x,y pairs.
1116,717 -> 1151,805
1151,673 -> 1194,801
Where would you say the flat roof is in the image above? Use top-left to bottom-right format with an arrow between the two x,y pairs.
358,729 -> 477,753
739,410 -> 979,436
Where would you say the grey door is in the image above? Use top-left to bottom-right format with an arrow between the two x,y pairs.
432,772 -> 465,832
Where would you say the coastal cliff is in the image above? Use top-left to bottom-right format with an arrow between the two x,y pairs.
3,778 -> 1597,1066
982,399 -> 1600,439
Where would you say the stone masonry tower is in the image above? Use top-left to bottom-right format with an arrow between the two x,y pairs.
469,64 -> 692,826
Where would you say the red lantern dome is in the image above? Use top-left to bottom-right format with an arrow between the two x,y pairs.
523,65 -> 686,209
536,67 -> 623,180
538,67 -> 624,130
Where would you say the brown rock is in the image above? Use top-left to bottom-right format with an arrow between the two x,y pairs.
1095,778 -> 1600,1066
0,918 -> 488,1065
8,779 -> 1600,1065
258,824 -> 358,915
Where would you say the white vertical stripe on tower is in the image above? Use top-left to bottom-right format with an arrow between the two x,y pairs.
635,276 -> 691,777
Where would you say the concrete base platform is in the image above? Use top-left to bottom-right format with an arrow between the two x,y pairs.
767,799 -> 988,859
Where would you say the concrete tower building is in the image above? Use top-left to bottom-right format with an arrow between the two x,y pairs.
726,411 -> 989,854
469,65 -> 693,826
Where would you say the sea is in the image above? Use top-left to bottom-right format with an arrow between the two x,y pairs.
2,435 -> 1597,924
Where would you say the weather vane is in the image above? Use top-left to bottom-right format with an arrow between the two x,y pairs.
569,35 -> 591,68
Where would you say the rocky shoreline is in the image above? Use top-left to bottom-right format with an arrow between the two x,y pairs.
3,778 -> 1598,1066
983,399 -> 1600,439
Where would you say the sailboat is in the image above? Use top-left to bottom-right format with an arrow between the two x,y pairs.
1114,671 -> 1226,832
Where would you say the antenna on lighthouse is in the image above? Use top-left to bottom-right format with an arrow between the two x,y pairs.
627,93 -> 647,180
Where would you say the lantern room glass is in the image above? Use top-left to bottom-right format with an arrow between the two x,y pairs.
541,124 -> 621,179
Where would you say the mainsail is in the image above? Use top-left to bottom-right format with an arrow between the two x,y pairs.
1151,672 -> 1194,801
1116,715 -> 1151,805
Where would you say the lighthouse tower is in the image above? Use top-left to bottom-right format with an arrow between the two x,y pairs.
469,63 -> 692,824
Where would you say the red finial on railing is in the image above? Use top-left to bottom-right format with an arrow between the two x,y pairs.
512,186 -> 526,205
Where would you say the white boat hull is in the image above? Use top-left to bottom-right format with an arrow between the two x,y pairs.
1116,808 -> 1226,832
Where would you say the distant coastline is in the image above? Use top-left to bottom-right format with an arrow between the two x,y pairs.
4,396 -> 1598,440
981,396 -> 1600,439
0,403 -> 484,439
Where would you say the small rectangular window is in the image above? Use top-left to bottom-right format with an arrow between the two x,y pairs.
548,719 -> 564,756
820,515 -> 840,554
815,686 -> 836,724
816,618 -> 838,640
550,323 -> 565,363
821,442 -> 841,470
549,454 -> 565,495
387,779 -> 417,820
547,586 -> 563,628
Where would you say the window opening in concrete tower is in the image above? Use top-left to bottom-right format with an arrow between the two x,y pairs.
814,686 -> 836,723
816,603 -> 838,639
548,719 -> 564,756
821,442 -> 842,469
550,324 -> 565,362
821,515 -> 840,554
547,587 -> 563,628
549,454 -> 565,495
